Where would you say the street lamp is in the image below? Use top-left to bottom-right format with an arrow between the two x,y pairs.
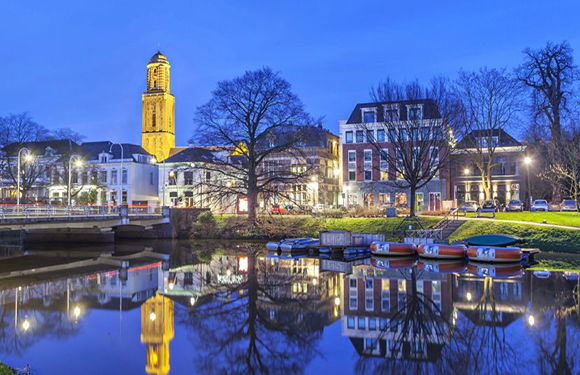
16,148 -> 33,206
109,143 -> 124,206
67,155 -> 83,206
463,168 -> 470,176
524,156 -> 532,210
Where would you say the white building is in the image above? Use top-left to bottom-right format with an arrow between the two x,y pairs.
48,141 -> 159,206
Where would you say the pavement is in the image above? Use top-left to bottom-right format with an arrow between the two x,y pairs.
420,214 -> 580,231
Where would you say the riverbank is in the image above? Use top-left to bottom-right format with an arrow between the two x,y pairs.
190,213 -> 440,241
448,221 -> 580,253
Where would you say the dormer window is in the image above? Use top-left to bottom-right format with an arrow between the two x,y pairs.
100,153 -> 109,163
384,104 -> 400,122
362,109 -> 377,123
407,105 -> 423,121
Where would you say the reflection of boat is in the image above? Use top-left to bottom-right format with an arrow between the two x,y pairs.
417,259 -> 467,273
467,261 -> 524,278
464,234 -> 523,247
370,242 -> 416,256
467,246 -> 522,263
343,248 -> 370,256
371,255 -> 417,269
417,244 -> 466,260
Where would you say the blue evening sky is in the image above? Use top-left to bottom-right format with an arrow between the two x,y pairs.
2,1 -> 579,146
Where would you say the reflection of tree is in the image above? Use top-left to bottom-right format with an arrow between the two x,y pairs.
533,275 -> 580,374
176,244 -> 325,374
354,268 -> 453,374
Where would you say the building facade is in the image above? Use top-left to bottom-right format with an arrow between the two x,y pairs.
450,129 -> 527,206
48,141 -> 159,206
339,100 -> 450,212
142,51 -> 176,162
260,124 -> 341,208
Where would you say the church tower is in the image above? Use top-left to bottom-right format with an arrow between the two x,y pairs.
142,51 -> 175,161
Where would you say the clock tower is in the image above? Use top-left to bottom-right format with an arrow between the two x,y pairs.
142,51 -> 175,161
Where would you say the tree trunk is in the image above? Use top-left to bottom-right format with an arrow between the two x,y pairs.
409,185 -> 416,217
247,188 -> 258,223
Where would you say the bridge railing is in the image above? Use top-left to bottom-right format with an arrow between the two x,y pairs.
0,204 -> 162,219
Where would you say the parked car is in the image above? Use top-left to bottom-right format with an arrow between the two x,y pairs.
270,204 -> 286,215
531,199 -> 549,212
312,204 -> 325,213
549,201 -> 561,211
462,201 -> 479,212
561,199 -> 578,211
480,200 -> 496,210
505,199 -> 523,212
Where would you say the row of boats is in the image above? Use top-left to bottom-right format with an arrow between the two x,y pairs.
267,233 -> 537,264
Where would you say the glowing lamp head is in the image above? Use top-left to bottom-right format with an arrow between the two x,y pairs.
22,320 -> 30,331
524,157 -> 531,165
150,157 -> 157,165
169,170 -> 175,177
73,306 -> 81,318
24,154 -> 33,162
463,168 -> 470,175
466,292 -> 472,301
528,315 -> 535,326
74,160 -> 83,168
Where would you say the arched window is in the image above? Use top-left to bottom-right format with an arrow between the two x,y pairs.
153,81 -> 157,88
152,107 -> 156,128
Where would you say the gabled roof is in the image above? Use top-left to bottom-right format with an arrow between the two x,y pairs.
80,141 -> 151,161
257,124 -> 338,150
346,99 -> 440,124
455,129 -> 522,149
164,147 -> 216,163
2,139 -> 80,157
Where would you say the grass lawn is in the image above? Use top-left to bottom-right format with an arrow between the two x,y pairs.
195,215 -> 440,241
462,211 -> 580,227
448,220 -> 580,253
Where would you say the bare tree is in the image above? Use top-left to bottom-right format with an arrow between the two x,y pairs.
540,125 -> 580,209
517,41 -> 578,147
192,67 -> 311,222
361,77 -> 459,217
454,68 -> 522,201
50,127 -> 86,144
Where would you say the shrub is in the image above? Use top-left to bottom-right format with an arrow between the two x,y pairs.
190,211 -> 218,238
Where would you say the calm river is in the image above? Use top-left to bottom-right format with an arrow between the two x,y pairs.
1,240 -> 579,374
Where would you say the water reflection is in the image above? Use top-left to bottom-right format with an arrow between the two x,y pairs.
0,240 -> 579,374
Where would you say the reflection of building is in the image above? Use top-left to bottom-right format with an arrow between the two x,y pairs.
454,271 -> 531,327
141,294 -> 175,375
260,256 -> 342,323
341,266 -> 453,360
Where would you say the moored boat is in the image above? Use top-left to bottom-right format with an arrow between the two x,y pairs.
266,241 -> 281,251
370,242 -> 416,256
417,244 -> 466,259
464,234 -> 523,247
279,238 -> 319,252
466,246 -> 522,263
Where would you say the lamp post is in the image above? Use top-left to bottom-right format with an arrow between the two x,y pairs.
67,155 -> 83,206
109,143 -> 124,206
524,156 -> 532,210
169,170 -> 177,207
16,148 -> 33,206
150,151 -> 167,207
310,175 -> 319,206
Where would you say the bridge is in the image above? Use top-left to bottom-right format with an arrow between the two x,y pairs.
0,204 -> 172,242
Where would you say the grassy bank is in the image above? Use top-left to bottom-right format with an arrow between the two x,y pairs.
463,211 -> 580,227
448,221 -> 580,253
190,213 -> 440,241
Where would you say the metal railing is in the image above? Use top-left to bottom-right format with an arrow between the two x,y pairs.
0,204 -> 162,219
408,208 -> 461,240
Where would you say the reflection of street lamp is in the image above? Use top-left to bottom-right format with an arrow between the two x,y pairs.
22,319 -> 30,331
524,156 -> 532,209
149,311 -> 156,322
334,297 -> 340,306
74,306 -> 81,319
466,292 -> 472,301
68,155 -> 83,206
527,314 -> 535,326
17,148 -> 33,206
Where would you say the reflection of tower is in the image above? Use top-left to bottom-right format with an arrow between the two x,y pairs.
141,294 -> 175,375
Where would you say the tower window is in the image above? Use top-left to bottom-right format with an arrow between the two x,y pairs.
153,81 -> 157,88
152,108 -> 156,128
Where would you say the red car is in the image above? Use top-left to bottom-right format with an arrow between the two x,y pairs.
270,204 -> 286,215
